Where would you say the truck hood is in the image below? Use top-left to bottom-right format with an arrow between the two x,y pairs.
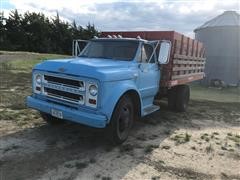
34,57 -> 137,81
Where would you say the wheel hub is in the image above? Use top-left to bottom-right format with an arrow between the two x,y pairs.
119,106 -> 130,132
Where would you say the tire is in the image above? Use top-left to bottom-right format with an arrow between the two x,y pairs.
168,87 -> 177,111
175,85 -> 190,112
40,112 -> 63,125
106,95 -> 134,145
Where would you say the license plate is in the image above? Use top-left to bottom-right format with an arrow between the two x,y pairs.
51,109 -> 63,119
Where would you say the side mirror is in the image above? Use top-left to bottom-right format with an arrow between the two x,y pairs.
158,41 -> 171,64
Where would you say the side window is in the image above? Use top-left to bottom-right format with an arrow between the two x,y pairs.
141,44 -> 155,63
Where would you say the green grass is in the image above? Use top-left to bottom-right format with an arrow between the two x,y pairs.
190,84 -> 240,103
144,144 -> 159,153
227,134 -> 240,144
171,132 -> 191,145
119,143 -> 134,153
75,162 -> 88,169
205,144 -> 214,153
200,134 -> 211,142
0,108 -> 42,127
0,52 -> 68,72
9,59 -> 44,71
0,51 -> 68,127
10,55 -> 67,71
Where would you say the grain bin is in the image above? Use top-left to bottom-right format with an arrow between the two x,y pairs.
194,11 -> 240,86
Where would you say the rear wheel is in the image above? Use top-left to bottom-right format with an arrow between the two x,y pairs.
167,85 -> 190,112
175,85 -> 190,112
167,87 -> 177,110
40,112 -> 63,125
106,95 -> 134,145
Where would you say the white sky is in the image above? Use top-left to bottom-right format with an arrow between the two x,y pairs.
1,0 -> 240,37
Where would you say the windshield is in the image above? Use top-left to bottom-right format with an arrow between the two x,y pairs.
79,40 -> 139,61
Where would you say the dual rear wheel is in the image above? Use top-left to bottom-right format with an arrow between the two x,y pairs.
168,85 -> 190,112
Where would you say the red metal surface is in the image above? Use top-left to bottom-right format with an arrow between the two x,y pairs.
160,74 -> 204,87
101,31 -> 206,88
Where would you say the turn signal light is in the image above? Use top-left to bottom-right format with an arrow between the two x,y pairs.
89,99 -> 96,104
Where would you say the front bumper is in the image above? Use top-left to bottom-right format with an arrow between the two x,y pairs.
27,96 -> 107,128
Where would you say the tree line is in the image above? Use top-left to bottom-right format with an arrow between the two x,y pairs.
0,10 -> 99,54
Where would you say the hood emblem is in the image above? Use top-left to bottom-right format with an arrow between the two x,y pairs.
58,67 -> 66,72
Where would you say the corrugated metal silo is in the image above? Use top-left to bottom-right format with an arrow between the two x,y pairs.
194,11 -> 240,86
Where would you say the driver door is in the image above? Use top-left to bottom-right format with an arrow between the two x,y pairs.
137,43 -> 160,107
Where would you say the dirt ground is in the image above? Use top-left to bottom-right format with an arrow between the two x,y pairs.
0,51 -> 240,180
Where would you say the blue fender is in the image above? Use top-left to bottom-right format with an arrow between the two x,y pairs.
100,79 -> 142,123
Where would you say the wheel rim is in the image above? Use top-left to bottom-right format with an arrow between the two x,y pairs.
117,103 -> 132,140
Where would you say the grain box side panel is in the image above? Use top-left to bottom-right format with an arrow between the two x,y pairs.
101,31 -> 206,88
188,39 -> 193,56
181,35 -> 189,56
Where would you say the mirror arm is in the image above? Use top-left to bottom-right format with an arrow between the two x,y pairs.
75,41 -> 78,57
148,40 -> 160,63
72,41 -> 74,56
72,39 -> 89,57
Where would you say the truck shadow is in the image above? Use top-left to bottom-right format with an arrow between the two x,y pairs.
0,100 -> 239,180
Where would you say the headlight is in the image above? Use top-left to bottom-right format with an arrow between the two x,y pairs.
89,84 -> 98,96
35,74 -> 42,85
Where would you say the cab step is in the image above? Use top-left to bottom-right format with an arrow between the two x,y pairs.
143,105 -> 160,116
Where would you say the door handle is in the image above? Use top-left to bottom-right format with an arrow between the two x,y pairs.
138,64 -> 148,72
133,73 -> 138,78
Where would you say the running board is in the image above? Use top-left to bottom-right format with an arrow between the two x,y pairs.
143,105 -> 160,116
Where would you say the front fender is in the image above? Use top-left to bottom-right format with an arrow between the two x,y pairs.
100,80 -> 142,123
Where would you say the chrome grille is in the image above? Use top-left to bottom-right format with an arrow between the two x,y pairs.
43,74 -> 85,105
44,75 -> 85,89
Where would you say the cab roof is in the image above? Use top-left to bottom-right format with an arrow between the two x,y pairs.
91,37 -> 148,43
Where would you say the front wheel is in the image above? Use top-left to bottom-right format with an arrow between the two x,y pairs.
106,95 -> 134,145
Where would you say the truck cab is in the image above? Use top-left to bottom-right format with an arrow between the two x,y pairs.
27,36 -> 171,144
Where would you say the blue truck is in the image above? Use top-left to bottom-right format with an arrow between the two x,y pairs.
27,31 -> 205,144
